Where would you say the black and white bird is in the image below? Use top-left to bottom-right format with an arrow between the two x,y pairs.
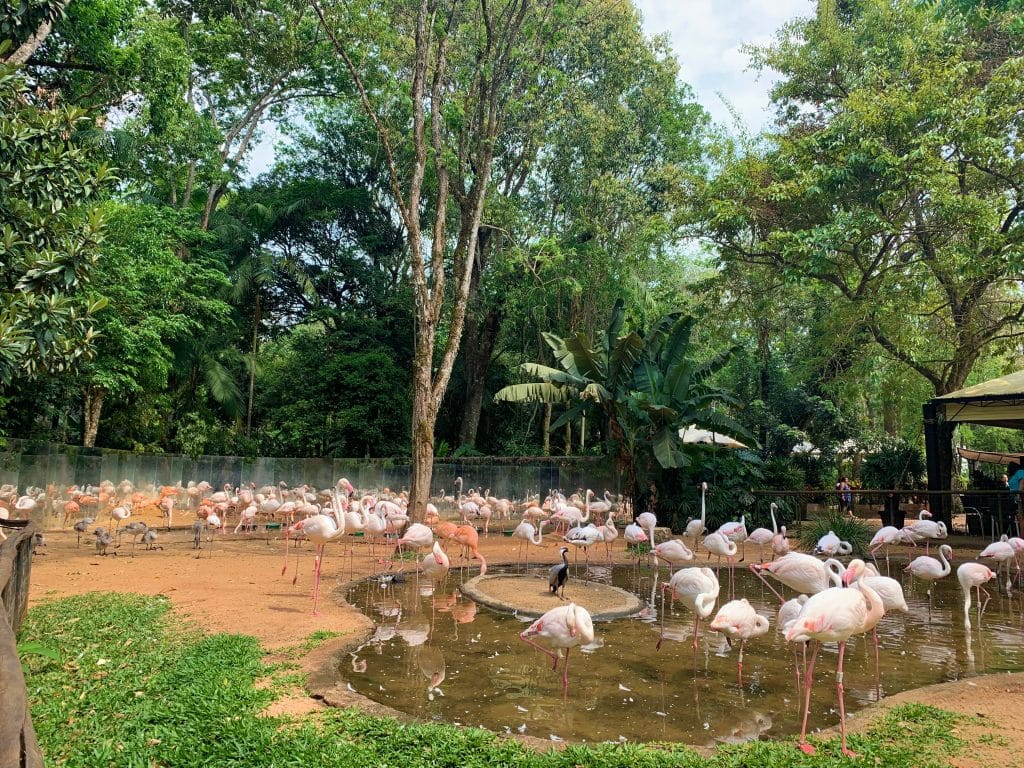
549,547 -> 570,599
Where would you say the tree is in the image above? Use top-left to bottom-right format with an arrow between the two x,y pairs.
78,203 -> 233,446
496,300 -> 750,513
698,0 -> 1024,520
0,59 -> 113,384
312,0 -> 593,519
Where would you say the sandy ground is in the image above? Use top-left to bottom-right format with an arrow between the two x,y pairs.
23,511 -> 1024,761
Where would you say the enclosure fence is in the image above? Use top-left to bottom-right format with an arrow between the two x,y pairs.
0,439 -> 622,528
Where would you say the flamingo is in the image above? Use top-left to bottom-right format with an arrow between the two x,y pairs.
651,538 -> 695,571
957,561 -> 996,631
512,516 -> 548,570
702,531 -> 738,598
709,598 -> 770,686
785,558 -> 885,757
93,527 -> 114,556
979,535 -> 1017,593
750,552 -> 833,602
73,517 -> 94,547
902,509 -> 947,555
636,511 -> 658,547
716,514 -> 748,561
110,502 -> 131,532
777,594 -> 809,688
745,502 -> 778,563
814,530 -> 852,557
623,520 -> 648,565
683,482 -> 709,552
771,525 -> 791,559
519,602 -> 595,695
658,566 -> 719,658
600,512 -> 619,563
868,525 -> 907,575
396,523 -> 435,569
564,523 -> 603,572
281,505 -> 346,615
420,541 -> 450,582
585,489 -> 612,525
450,524 -> 487,575
905,543 -> 953,612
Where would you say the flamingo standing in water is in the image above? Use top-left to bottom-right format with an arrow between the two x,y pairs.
957,561 -> 996,631
716,514 -> 748,562
623,520 -> 648,566
750,552 -> 836,603
709,598 -> 770,686
519,602 -> 595,695
785,558 -> 885,757
658,566 -> 719,659
703,531 -> 739,598
420,541 -> 450,582
979,535 -> 1017,593
651,538 -> 695,571
281,505 -> 346,615
905,543 -> 952,611
869,525 -> 907,575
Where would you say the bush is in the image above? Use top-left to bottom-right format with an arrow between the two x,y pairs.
798,509 -> 873,556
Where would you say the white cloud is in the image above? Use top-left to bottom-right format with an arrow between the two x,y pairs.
634,0 -> 815,131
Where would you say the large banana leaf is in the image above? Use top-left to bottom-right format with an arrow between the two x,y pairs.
550,402 -> 588,431
581,381 -> 613,402
608,332 -> 643,391
519,363 -> 586,388
604,298 -> 626,358
564,333 -> 605,381
653,425 -> 688,469
660,315 -> 696,372
493,382 -> 572,403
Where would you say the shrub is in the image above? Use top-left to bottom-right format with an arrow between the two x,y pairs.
798,509 -> 873,556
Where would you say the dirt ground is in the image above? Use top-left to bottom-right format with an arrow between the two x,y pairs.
23,511 -> 1024,761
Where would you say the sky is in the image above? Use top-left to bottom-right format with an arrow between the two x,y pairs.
248,1 -> 816,174
634,0 -> 815,132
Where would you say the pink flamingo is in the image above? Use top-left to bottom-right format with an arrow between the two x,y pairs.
451,524 -> 487,575
979,535 -> 1017,593
651,538 -> 695,571
623,520 -> 648,566
745,502 -> 779,563
868,525 -> 907,575
716,514 -> 748,562
396,522 -> 434,569
709,598 -> 769,686
420,541 -> 450,582
703,531 -> 739,598
785,557 -> 885,757
957,561 -> 996,631
750,552 -> 832,602
281,506 -> 346,615
519,602 -> 594,695
683,482 -> 709,553
512,516 -> 547,570
771,524 -> 790,559
600,512 -> 618,563
658,566 -> 719,657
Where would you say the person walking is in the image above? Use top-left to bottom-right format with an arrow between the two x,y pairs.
836,476 -> 853,516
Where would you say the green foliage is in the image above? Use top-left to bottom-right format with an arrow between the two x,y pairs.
798,509 -> 874,556
0,62 -> 114,383
861,438 -> 926,490
20,592 -> 966,768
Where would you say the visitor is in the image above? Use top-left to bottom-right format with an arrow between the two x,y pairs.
1009,462 -> 1024,537
836,476 -> 853,516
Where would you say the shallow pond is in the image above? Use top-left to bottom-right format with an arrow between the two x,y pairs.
337,560 -> 1024,746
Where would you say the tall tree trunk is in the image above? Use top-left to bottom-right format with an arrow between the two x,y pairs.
409,334 -> 438,519
245,294 -> 261,437
457,308 -> 501,447
82,387 -> 105,447
542,403 -> 551,455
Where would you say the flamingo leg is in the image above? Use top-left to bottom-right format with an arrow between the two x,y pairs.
797,641 -> 820,755
749,564 -> 786,603
737,639 -> 745,688
562,647 -> 571,695
872,627 -> 881,699
520,634 -> 559,668
292,536 -> 302,585
692,613 -> 700,673
837,640 -> 857,757
311,544 -> 326,616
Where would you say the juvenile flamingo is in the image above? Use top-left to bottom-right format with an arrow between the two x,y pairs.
519,602 -> 595,695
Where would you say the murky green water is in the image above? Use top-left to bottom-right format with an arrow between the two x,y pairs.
336,560 -> 1024,746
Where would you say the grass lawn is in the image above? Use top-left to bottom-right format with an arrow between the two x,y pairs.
21,593 -> 965,767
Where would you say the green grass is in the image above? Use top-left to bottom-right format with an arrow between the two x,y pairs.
20,593 -> 966,767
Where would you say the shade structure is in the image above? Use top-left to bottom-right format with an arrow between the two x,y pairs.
678,425 -> 748,448
957,447 -> 1024,466
932,370 -> 1024,429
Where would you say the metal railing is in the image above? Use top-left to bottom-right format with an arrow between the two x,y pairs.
750,488 -> 1021,538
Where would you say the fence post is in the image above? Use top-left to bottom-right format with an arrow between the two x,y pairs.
0,524 -> 44,768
